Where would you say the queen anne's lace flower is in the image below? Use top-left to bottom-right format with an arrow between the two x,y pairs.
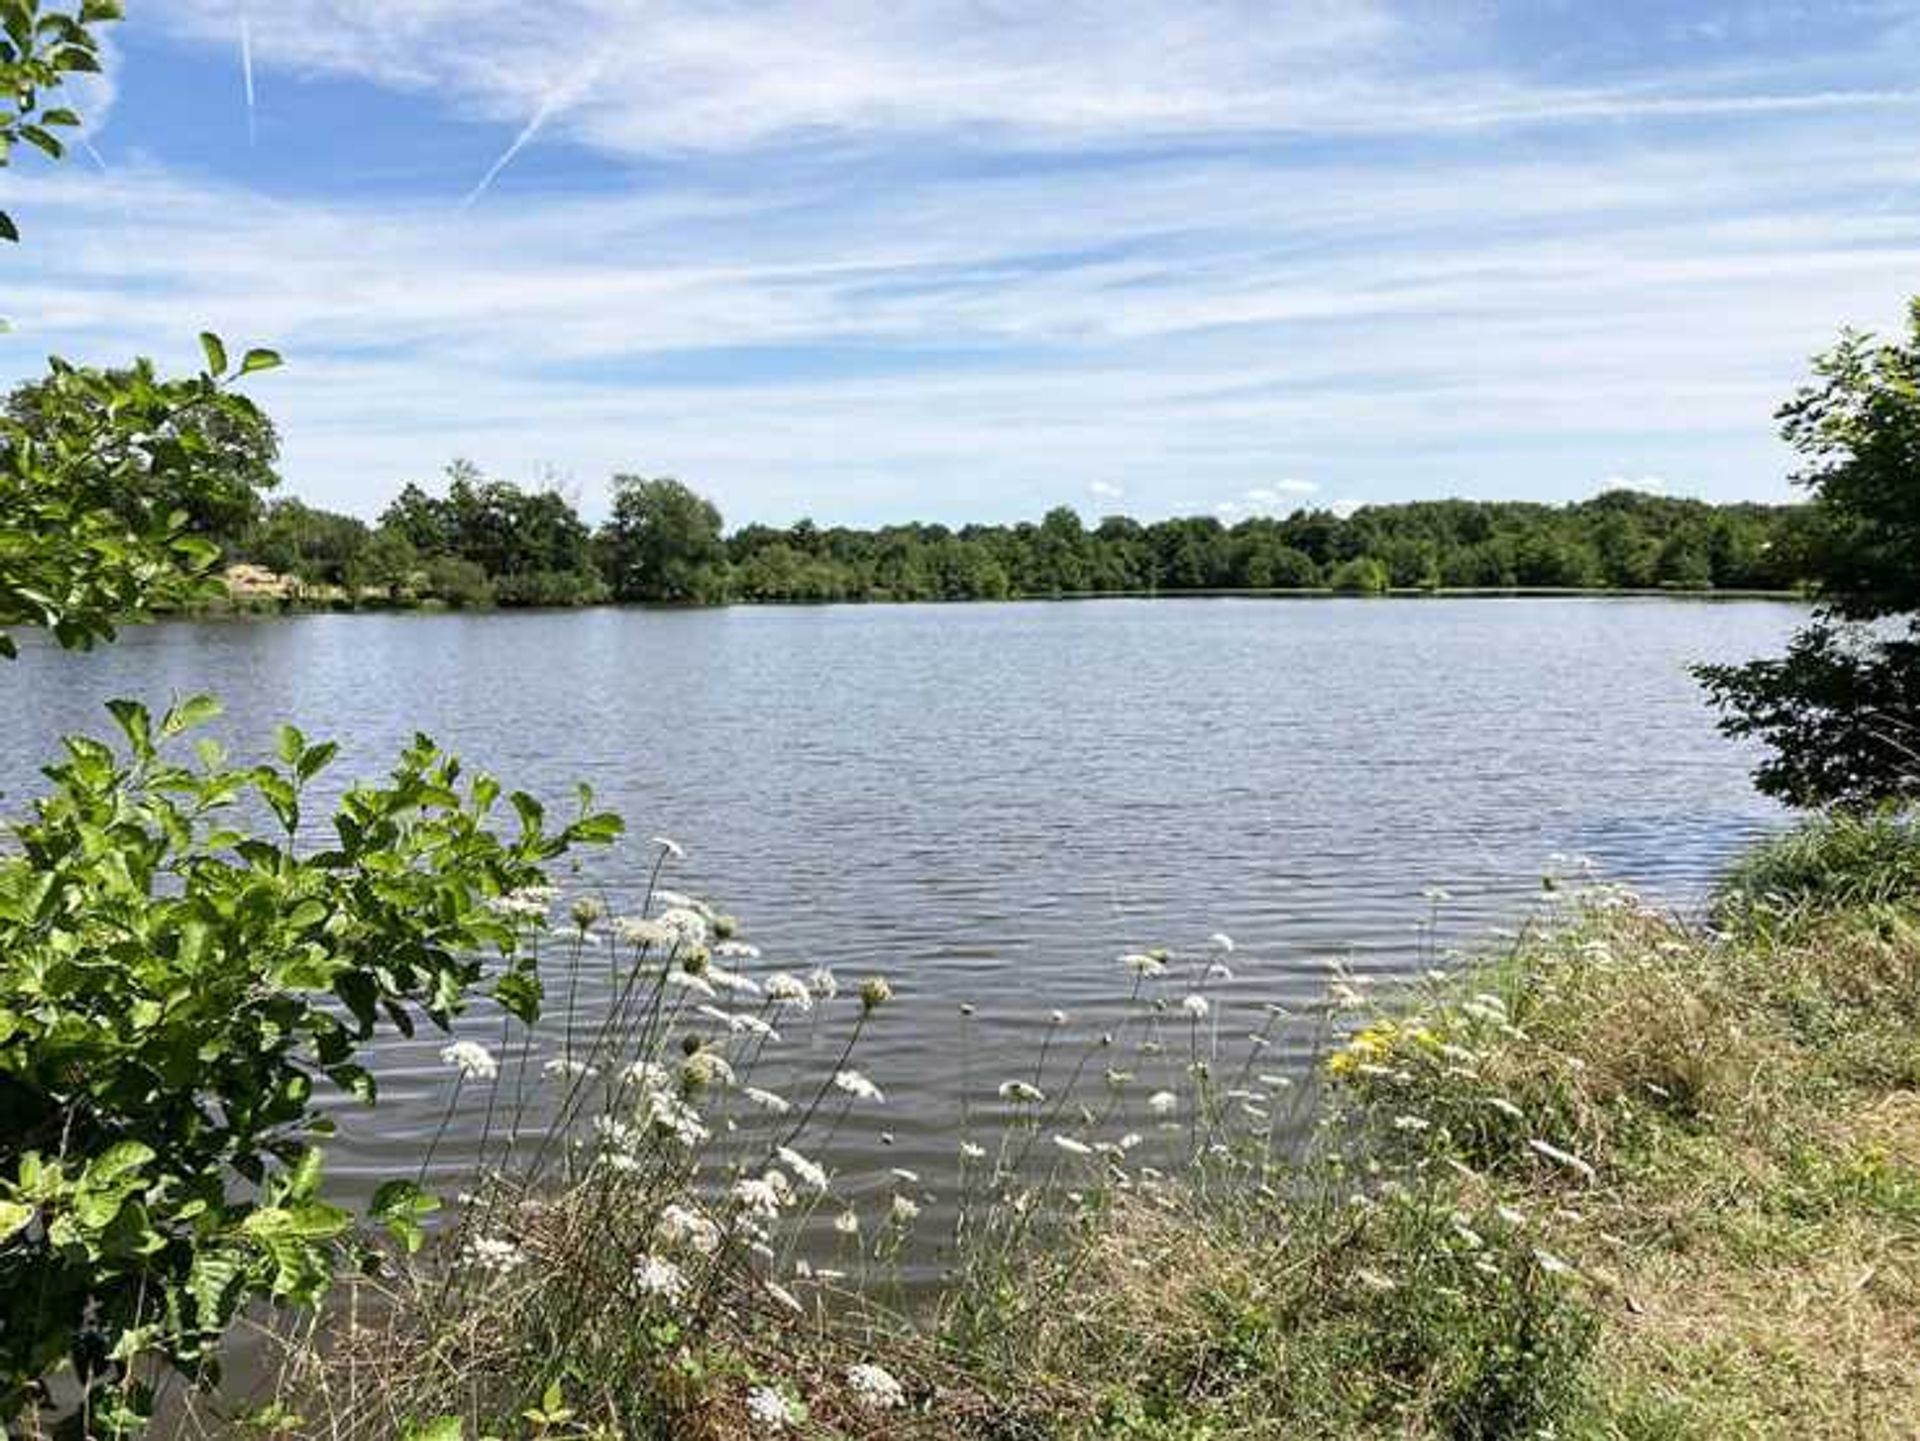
746,1386 -> 796,1430
462,1235 -> 525,1275
656,1203 -> 723,1256
776,1146 -> 829,1194
440,1041 -> 498,1081
632,1253 -> 688,1302
833,1069 -> 883,1102
846,1363 -> 905,1411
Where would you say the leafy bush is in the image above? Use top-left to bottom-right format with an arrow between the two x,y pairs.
0,336 -> 280,657
1328,555 -> 1390,595
422,555 -> 495,608
1720,808 -> 1920,919
0,698 -> 620,1430
492,567 -> 612,608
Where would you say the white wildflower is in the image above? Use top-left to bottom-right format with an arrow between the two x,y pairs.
1147,1090 -> 1178,1116
650,834 -> 686,859
440,1041 -> 498,1081
833,1209 -> 860,1235
708,964 -> 762,997
733,1171 -> 793,1218
656,1203 -> 722,1256
614,916 -> 670,947
1180,994 -> 1210,1019
960,1141 -> 987,1160
746,1386 -> 796,1430
639,1090 -> 710,1147
632,1253 -> 687,1302
776,1146 -> 829,1194
889,1167 -> 920,1184
663,968 -> 717,999
1209,931 -> 1235,952
998,1080 -> 1045,1103
889,1194 -> 920,1224
805,966 -> 839,999
542,1057 -> 595,1081
462,1235 -> 526,1275
744,1086 -> 792,1114
623,1060 -> 671,1092
1121,952 -> 1167,978
846,1363 -> 905,1411
1052,1135 -> 1093,1155
834,1069 -> 884,1103
657,907 -> 712,948
764,972 -> 813,1009
682,1050 -> 737,1088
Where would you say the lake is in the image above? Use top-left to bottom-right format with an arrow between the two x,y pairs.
0,597 -> 1801,1261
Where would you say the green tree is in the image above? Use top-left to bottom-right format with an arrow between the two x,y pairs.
1697,300 -> 1920,807
600,475 -> 726,602
1328,555 -> 1390,595
6,360 -> 280,550
1,339 -> 282,655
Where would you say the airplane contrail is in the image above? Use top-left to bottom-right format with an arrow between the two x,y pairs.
460,86 -> 564,209
239,2 -> 256,145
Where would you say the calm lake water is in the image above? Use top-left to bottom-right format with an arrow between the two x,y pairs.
0,598 -> 1800,1265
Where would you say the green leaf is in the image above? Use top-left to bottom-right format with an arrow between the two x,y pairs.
239,347 -> 283,376
0,1200 -> 34,1241
401,1419 -> 463,1441
296,740 -> 339,783
0,211 -> 15,243
105,698 -> 153,759
508,791 -> 544,834
275,723 -> 306,766
20,125 -> 63,160
82,0 -> 126,23
369,1180 -> 439,1255
199,332 -> 229,376
161,693 -> 223,737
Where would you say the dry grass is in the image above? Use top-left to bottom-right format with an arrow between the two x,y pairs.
243,823 -> 1920,1440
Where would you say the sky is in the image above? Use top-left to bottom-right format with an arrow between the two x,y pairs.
2,2 -> 1917,526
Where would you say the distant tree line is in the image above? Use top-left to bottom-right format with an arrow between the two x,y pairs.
0,364 -> 1815,607
211,474 -> 1812,607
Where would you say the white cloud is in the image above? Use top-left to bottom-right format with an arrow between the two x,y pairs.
5,4 -> 1915,522
138,0 -> 1920,157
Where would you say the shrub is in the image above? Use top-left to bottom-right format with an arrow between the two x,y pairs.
1720,808 -> 1920,919
1328,555 -> 1390,595
0,698 -> 620,1430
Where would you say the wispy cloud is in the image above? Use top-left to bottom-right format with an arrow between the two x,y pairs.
10,2 -> 1919,523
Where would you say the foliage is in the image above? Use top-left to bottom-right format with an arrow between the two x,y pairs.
0,699 -> 620,1429
6,360 -> 281,542
1697,298 -> 1920,807
0,0 -> 118,244
600,473 -> 728,602
1720,807 -> 1920,918
0,337 -> 282,656
211,474 -> 1811,613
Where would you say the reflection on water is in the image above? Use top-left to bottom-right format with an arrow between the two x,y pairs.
0,597 -> 1799,1241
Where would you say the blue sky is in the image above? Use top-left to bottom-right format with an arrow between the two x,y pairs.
3,1 -> 1918,525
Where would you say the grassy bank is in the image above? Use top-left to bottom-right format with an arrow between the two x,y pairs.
241,817 -> 1918,1440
